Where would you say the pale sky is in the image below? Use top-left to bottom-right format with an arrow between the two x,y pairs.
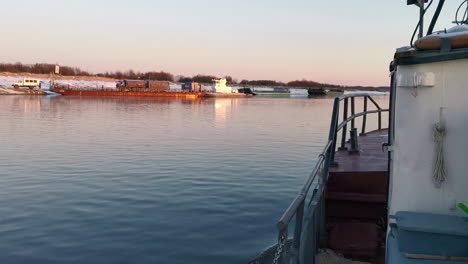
0,1 -> 463,86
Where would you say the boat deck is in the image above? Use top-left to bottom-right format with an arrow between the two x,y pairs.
330,129 -> 388,174
325,129 -> 389,263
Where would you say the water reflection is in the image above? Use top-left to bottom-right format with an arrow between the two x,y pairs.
212,98 -> 241,126
0,94 -> 389,264
5,95 -> 43,114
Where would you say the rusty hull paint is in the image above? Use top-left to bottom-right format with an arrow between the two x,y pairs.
53,88 -> 206,99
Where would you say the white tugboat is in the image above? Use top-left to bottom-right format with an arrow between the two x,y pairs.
205,78 -> 254,97
387,0 -> 468,262
249,1 -> 468,263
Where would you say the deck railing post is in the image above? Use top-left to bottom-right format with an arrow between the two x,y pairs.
328,98 -> 340,166
339,98 -> 348,150
300,216 -> 313,264
361,96 -> 368,135
293,200 -> 305,250
301,188 -> 318,264
278,228 -> 288,264
368,96 -> 384,131
351,97 -> 355,129
331,117 -> 339,166
378,111 -> 382,130
319,187 -> 327,246
310,202 -> 318,264
323,148 -> 330,182
349,128 -> 359,153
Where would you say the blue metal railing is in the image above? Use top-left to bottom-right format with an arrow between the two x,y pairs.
275,93 -> 389,264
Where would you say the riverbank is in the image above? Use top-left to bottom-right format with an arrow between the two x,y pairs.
0,73 -> 118,91
0,86 -> 47,95
0,72 -> 117,82
0,72 -> 389,96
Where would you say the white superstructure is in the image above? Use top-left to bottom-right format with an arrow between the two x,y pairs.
213,78 -> 233,93
389,59 -> 468,217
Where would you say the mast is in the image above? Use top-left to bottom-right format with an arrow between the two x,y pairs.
419,0 -> 425,38
407,0 -> 428,38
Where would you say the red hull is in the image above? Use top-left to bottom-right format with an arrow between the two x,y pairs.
53,88 -> 206,98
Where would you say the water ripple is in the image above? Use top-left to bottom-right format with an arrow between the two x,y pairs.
0,95 -> 387,264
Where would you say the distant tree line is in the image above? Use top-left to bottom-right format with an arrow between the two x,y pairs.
286,80 -> 343,88
97,70 -> 174,81
0,63 -> 89,76
240,80 -> 286,86
239,79 -> 344,88
0,62 -> 175,81
178,75 -> 235,84
1,62 -> 352,88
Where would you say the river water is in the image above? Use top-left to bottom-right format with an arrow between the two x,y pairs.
0,94 -> 387,264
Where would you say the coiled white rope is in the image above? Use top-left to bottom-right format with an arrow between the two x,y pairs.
432,122 -> 446,188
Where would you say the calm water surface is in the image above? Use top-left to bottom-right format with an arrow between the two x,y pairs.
0,95 -> 386,264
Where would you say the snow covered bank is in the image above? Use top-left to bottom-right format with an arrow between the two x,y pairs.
0,87 -> 48,95
0,75 -> 117,90
0,87 -> 23,94
344,90 -> 389,96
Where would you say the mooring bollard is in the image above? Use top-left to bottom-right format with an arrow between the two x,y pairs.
349,128 -> 359,153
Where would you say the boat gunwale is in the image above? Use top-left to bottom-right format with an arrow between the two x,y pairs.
272,93 -> 389,264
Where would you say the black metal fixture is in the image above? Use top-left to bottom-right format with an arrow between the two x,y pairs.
349,128 -> 360,153
407,0 -> 428,7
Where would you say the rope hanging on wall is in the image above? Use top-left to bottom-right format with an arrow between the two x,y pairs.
432,122 -> 446,188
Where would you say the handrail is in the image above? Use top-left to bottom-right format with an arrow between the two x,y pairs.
337,109 -> 384,131
274,93 -> 389,264
277,140 -> 332,230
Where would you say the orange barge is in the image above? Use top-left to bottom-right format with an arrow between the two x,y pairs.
52,88 -> 206,99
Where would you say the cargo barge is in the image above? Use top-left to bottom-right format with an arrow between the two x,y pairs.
52,88 -> 206,98
53,80 -> 206,98
252,87 -> 290,95
204,92 -> 253,98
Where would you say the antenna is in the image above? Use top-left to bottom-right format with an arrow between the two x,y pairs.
408,0 -> 429,38
407,0 -> 428,7
454,0 -> 468,25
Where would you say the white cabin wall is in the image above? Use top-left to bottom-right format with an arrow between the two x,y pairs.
389,59 -> 468,217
